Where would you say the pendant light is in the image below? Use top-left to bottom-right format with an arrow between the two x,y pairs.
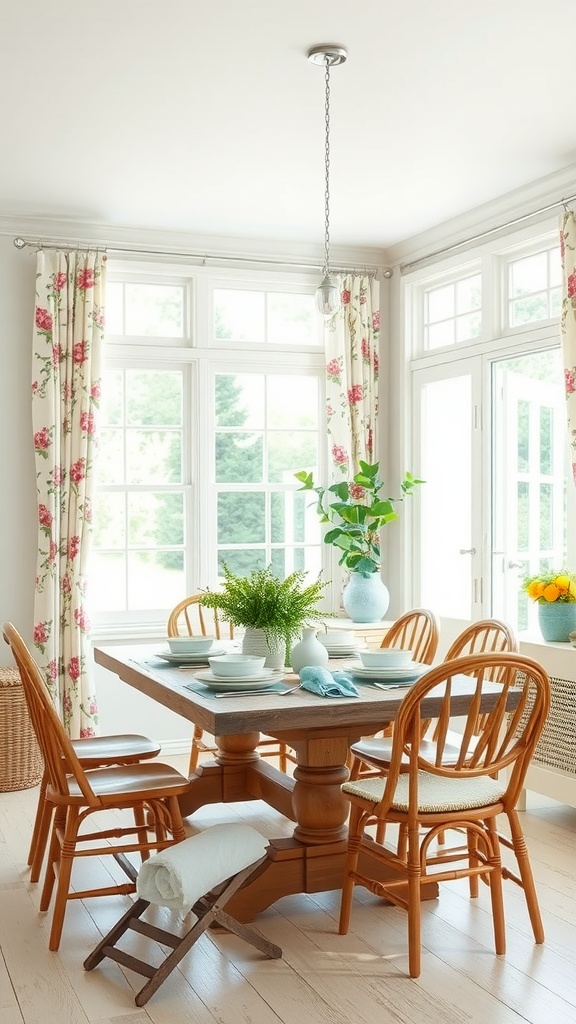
308,44 -> 347,319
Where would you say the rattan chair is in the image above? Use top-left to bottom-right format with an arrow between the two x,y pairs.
380,607 -> 440,663
350,618 -> 517,779
350,617 -> 518,845
348,608 -> 439,780
168,595 -> 290,773
339,651 -> 550,978
3,622 -> 191,951
1,631 -> 163,884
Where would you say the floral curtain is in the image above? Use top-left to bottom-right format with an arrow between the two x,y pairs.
560,212 -> 576,485
325,273 -> 380,478
32,250 -> 106,737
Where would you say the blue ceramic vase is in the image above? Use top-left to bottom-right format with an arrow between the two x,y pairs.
537,601 -> 576,642
342,572 -> 390,623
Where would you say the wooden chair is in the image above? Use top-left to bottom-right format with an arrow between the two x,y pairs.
380,607 -> 440,663
2,626 -> 163,883
351,617 -> 517,779
348,608 -> 439,780
339,651 -> 550,978
168,594 -> 290,773
2,621 -> 191,951
350,617 -> 517,845
27,732 -> 161,884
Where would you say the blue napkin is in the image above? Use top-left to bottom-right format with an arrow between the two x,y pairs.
298,666 -> 359,698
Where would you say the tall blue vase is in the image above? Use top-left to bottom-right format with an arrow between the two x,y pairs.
537,601 -> 576,642
342,572 -> 390,623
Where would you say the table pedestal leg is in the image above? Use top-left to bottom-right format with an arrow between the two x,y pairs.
291,762 -> 350,844
176,729 -> 439,921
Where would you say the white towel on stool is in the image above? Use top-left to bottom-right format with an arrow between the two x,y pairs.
136,824 -> 269,913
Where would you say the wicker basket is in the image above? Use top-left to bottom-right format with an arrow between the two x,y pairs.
0,667 -> 43,791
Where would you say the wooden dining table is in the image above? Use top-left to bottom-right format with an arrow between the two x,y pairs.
94,644 -> 507,921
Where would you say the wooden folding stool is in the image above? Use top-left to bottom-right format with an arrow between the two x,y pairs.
84,826 -> 282,1006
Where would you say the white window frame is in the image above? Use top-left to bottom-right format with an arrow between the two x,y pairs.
92,261 -> 327,631
397,220 -> 576,633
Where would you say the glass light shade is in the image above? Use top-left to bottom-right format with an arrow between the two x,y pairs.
315,273 -> 341,318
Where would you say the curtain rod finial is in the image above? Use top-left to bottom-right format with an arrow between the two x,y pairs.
13,237 -> 25,249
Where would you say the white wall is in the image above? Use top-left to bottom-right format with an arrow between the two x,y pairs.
0,235 -> 38,658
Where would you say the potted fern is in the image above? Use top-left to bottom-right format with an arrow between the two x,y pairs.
200,564 -> 328,668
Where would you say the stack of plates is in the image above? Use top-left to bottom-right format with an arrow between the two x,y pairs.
156,646 -> 227,665
318,638 -> 359,658
193,668 -> 285,691
347,661 -> 429,684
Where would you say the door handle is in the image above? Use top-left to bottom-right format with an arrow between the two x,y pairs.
459,548 -> 476,555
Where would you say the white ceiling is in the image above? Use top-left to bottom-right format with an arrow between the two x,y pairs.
2,0 -> 576,252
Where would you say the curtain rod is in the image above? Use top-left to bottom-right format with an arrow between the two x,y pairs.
13,236 -> 392,278
399,192 -> 576,274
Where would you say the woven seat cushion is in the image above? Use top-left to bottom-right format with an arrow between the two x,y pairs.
342,769 -> 506,812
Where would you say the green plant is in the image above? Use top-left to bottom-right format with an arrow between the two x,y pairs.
295,460 -> 424,577
522,569 -> 576,603
199,563 -> 328,653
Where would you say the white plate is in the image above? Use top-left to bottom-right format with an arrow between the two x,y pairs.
193,669 -> 285,691
323,647 -> 360,658
156,646 -> 227,664
347,662 -> 429,683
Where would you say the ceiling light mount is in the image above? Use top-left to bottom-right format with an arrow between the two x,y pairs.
308,44 -> 347,319
307,45 -> 347,69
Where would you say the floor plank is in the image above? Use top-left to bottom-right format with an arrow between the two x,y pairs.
0,759 -> 574,1024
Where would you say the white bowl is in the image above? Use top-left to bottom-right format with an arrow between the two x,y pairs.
166,635 -> 215,655
208,654 -> 266,677
359,648 -> 413,669
319,630 -> 355,647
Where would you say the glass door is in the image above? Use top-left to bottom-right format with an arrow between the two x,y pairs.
412,358 -> 483,621
491,350 -> 568,633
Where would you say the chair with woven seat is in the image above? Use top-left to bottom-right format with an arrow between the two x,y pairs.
339,650 -> 550,978
168,594 -> 290,773
350,617 -> 517,780
348,607 -> 439,780
3,621 -> 191,951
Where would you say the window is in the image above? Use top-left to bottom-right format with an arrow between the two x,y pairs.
507,246 -> 561,328
407,234 -> 574,635
92,365 -> 187,616
213,371 -> 322,578
106,279 -> 187,341
90,265 -> 325,627
213,288 -> 320,346
422,271 -> 482,351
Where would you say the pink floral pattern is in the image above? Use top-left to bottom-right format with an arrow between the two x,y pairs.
560,213 -> 576,484
325,274 -> 380,477
32,250 -> 106,737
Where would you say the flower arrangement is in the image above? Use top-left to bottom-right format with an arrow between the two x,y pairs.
295,460 -> 424,577
522,570 -> 576,603
199,564 -> 328,653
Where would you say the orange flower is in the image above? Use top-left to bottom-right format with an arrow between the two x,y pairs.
555,575 -> 570,594
527,581 -> 546,600
542,583 -> 560,602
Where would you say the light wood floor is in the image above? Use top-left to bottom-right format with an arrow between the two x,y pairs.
0,752 -> 575,1024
